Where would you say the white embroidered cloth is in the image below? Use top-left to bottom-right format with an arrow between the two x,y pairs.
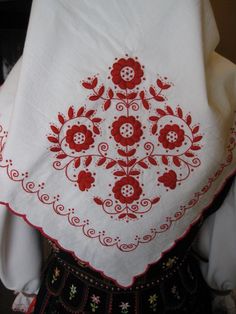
0,0 -> 236,287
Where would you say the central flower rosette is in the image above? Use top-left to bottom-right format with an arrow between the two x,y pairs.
111,116 -> 143,147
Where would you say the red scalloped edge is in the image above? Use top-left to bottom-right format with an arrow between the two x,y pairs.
0,168 -> 236,289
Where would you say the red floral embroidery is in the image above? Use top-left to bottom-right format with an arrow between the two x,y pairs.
47,56 -> 203,222
66,125 -> 94,152
111,57 -> 144,90
158,124 -> 185,150
111,116 -> 143,147
1,55 -> 236,256
112,176 -> 142,204
0,124 -> 7,162
158,170 -> 177,189
77,170 -> 95,191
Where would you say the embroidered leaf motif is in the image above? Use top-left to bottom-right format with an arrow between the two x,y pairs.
192,125 -> 199,134
97,157 -> 106,166
190,145 -> 201,150
148,156 -> 158,165
118,160 -> 127,167
57,154 -> 67,159
177,107 -> 183,118
149,86 -> 156,97
48,136 -> 58,143
68,106 -> 74,119
108,88 -> 114,99
98,85 -> 105,97
138,161 -> 148,169
77,107 -> 84,117
156,109 -> 166,116
89,94 -> 100,101
106,161 -> 116,169
149,116 -> 158,122
151,197 -> 160,204
139,91 -> 149,109
129,170 -> 140,175
126,149 -> 136,157
94,197 -> 103,205
152,124 -> 157,135
58,114 -> 65,124
154,95 -> 165,102
157,79 -> 171,90
85,156 -> 92,166
114,171 -> 126,176
162,155 -> 168,165
50,125 -> 60,134
193,136 -> 202,142
91,77 -> 98,89
126,92 -> 137,99
103,99 -> 111,111
85,110 -> 95,118
186,115 -> 192,125
139,91 -> 145,99
118,213 -> 126,219
118,149 -> 136,157
93,126 -> 100,134
166,105 -> 174,115
127,213 -> 137,219
116,93 -> 126,99
127,159 -> 137,167
92,118 -> 102,123
50,147 -> 61,152
142,98 -> 150,110
117,149 -> 126,157
74,158 -> 81,168
173,156 -> 181,167
185,152 -> 194,157
82,81 -> 94,89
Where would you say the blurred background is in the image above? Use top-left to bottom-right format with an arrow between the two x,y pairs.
0,0 -> 235,313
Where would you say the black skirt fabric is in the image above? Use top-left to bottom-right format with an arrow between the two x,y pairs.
33,221 -> 213,314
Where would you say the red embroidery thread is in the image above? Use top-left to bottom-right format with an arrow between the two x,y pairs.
0,124 -> 7,162
0,56 -> 235,252
47,56 -> 202,222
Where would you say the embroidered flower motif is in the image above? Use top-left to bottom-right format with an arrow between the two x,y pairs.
158,124 -> 185,150
111,116 -> 143,147
91,294 -> 100,304
171,286 -> 181,300
148,293 -> 158,312
47,55 -> 203,231
77,170 -> 95,191
66,125 -> 94,152
162,256 -> 178,269
112,176 -> 142,204
69,284 -> 77,300
90,294 -> 100,312
111,57 -> 144,89
51,267 -> 60,284
158,170 -> 177,190
148,294 -> 158,304
119,301 -> 130,314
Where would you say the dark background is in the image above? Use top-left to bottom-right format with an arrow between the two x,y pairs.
0,0 -> 235,313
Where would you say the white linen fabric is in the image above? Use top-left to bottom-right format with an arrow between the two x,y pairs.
196,178 -> 236,291
0,0 -> 236,288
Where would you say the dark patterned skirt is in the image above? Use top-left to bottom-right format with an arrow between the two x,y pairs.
33,228 -> 212,313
